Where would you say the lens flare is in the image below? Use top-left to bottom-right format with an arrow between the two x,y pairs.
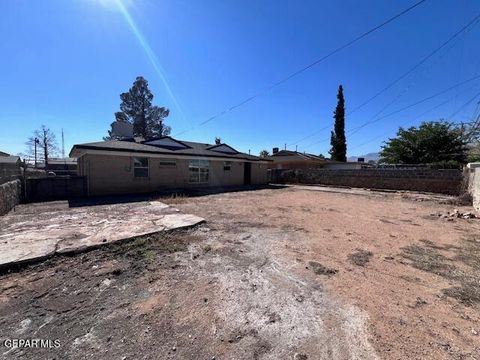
114,0 -> 186,122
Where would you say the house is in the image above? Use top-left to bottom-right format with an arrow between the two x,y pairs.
36,158 -> 78,176
267,148 -> 328,169
0,156 -> 21,166
268,148 -> 369,170
0,155 -> 22,180
0,151 -> 10,157
70,136 -> 271,196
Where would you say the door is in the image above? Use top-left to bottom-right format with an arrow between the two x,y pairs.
244,162 -> 251,185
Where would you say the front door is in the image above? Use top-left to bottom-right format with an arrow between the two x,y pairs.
244,162 -> 251,185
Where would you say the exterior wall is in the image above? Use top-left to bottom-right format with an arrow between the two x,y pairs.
79,154 -> 268,196
323,162 -> 364,170
268,160 -> 326,170
0,163 -> 22,183
0,179 -> 22,215
270,168 -> 463,195
251,162 -> 269,184
467,163 -> 480,212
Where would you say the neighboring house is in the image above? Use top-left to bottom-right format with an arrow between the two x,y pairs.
268,148 -> 369,170
0,155 -> 22,180
0,151 -> 10,157
267,149 -> 329,169
0,156 -> 21,166
323,162 -> 365,170
70,136 -> 271,196
39,158 -> 78,176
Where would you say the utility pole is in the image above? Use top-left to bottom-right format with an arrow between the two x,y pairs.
43,128 -> 49,168
61,128 -> 65,159
34,137 -> 39,168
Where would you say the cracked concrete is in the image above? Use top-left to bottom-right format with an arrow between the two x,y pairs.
0,200 -> 204,269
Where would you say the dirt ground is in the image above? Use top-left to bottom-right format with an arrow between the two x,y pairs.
0,186 -> 479,359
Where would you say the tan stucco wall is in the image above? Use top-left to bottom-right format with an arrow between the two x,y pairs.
78,154 -> 268,195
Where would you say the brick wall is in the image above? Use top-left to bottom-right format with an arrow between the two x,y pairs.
0,179 -> 22,215
270,168 -> 463,195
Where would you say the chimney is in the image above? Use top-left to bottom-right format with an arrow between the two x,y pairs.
272,147 -> 279,154
111,121 -> 133,139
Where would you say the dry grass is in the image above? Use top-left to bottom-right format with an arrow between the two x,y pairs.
155,193 -> 189,204
307,261 -> 338,276
348,249 -> 373,266
400,236 -> 480,305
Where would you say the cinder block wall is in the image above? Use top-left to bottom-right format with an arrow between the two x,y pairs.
271,168 -> 463,195
0,179 -> 22,215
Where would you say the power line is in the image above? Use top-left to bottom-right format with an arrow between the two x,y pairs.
174,0 -> 428,137
302,74 -> 480,150
448,91 -> 480,118
289,11 -> 480,147
348,77 -> 480,136
348,83 -> 480,152
348,11 -> 480,115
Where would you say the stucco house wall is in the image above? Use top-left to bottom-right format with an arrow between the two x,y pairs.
78,154 -> 268,196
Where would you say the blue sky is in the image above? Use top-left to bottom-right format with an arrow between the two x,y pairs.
1,0 -> 479,158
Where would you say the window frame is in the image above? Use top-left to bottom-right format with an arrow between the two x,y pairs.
133,157 -> 149,178
189,159 -> 209,183
223,161 -> 232,171
159,159 -> 177,167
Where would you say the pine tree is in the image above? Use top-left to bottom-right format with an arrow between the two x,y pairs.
329,85 -> 347,162
115,76 -> 171,139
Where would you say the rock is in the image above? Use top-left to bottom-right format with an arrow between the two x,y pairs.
293,293 -> 304,302
294,353 -> 308,360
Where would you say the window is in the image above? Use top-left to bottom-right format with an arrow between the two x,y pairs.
133,157 -> 149,177
223,161 -> 232,171
189,159 -> 209,183
159,159 -> 176,167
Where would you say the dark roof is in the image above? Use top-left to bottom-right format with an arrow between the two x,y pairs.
70,137 -> 270,162
0,156 -> 21,164
269,150 -> 326,161
48,158 -> 77,165
0,151 -> 10,157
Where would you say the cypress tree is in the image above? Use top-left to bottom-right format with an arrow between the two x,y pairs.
329,85 -> 347,162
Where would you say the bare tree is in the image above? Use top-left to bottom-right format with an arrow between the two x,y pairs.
25,125 -> 59,167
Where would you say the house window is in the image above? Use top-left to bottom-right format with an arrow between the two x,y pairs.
133,157 -> 149,177
189,159 -> 209,183
159,159 -> 176,167
223,161 -> 232,171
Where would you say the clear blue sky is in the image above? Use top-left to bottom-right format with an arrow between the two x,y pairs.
1,0 -> 479,158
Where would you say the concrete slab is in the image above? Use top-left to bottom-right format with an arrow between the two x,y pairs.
0,200 -> 204,269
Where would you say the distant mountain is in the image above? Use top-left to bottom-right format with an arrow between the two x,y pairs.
348,152 -> 380,162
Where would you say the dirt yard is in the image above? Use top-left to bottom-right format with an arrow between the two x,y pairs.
0,186 -> 479,359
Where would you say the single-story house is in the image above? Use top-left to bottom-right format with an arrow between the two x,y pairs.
70,136 -> 271,196
268,148 -> 369,170
0,155 -> 22,179
36,158 -> 78,176
0,156 -> 21,166
267,149 -> 328,169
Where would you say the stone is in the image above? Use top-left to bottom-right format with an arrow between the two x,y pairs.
0,200 -> 205,269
